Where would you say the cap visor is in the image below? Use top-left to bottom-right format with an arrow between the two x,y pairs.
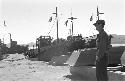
93,23 -> 96,26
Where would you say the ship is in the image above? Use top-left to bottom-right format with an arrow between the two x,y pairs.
26,6 -> 125,67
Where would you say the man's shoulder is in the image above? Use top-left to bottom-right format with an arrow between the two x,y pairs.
102,31 -> 108,37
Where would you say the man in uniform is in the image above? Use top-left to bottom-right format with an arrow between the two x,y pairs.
93,20 -> 111,81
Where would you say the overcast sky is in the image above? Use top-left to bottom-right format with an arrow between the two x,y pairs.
0,0 -> 125,44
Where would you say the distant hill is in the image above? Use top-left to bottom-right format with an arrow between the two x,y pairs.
19,42 -> 36,47
111,34 -> 125,44
19,34 -> 125,48
19,42 -> 36,49
27,42 -> 36,47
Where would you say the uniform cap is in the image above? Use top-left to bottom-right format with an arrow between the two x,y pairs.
93,20 -> 105,26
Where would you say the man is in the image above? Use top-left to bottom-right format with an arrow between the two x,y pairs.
93,20 -> 111,81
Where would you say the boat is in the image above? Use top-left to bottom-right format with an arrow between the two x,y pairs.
32,6 -> 125,68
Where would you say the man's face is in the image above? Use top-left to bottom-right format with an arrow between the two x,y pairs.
95,23 -> 103,32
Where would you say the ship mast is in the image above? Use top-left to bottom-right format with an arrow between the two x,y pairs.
68,12 -> 77,36
53,7 -> 59,43
97,6 -> 104,20
8,33 -> 12,48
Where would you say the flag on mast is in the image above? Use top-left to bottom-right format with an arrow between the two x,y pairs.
65,20 -> 68,26
49,16 -> 52,22
90,13 -> 93,21
4,20 -> 6,27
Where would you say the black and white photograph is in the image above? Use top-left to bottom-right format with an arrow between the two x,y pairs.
0,0 -> 125,81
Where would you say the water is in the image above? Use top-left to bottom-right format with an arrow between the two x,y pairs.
112,44 -> 125,47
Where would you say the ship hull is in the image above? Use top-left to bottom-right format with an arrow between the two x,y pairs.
75,46 -> 125,66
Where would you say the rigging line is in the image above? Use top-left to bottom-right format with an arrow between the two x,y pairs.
48,17 -> 57,35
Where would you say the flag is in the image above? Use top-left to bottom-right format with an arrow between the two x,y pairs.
49,17 -> 52,22
90,15 -> 93,21
4,20 -> 6,27
65,20 -> 68,26
90,13 -> 93,21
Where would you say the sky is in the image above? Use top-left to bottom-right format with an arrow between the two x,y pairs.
0,0 -> 125,44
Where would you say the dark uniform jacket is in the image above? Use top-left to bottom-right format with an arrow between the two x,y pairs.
96,30 -> 110,59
